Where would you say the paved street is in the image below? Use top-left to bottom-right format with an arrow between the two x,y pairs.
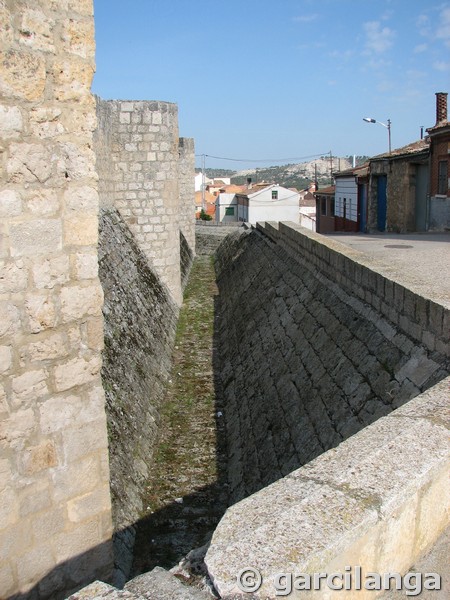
325,232 -> 450,308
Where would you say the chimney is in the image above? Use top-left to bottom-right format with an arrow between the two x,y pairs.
247,177 -> 252,189
435,92 -> 448,125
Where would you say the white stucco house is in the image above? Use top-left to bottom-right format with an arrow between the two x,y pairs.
334,171 -> 358,230
235,183 -> 300,224
215,193 -> 238,223
194,171 -> 213,192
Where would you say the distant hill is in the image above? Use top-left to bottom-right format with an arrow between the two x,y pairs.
195,156 -> 369,190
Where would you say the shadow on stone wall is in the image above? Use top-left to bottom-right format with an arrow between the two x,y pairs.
98,208 -> 182,584
214,227 -> 449,504
6,541 -> 113,600
180,231 -> 194,290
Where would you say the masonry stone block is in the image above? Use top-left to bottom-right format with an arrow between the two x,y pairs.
11,369 -> 48,408
20,439 -> 58,475
53,59 -> 94,102
0,189 -> 22,218
7,143 -> 53,183
16,543 -> 58,592
61,18 -> 95,59
19,8 -> 56,53
53,355 -> 101,392
32,254 -> 69,289
25,293 -> 58,333
67,485 -> 112,524
10,219 -> 62,258
0,49 -> 46,100
60,284 -> 102,321
0,407 -> 35,450
0,259 -> 28,293
0,104 -> 23,139
26,188 -> 60,216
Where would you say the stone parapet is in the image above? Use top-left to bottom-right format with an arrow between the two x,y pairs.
205,379 -> 450,599
257,222 -> 449,356
206,222 -> 449,598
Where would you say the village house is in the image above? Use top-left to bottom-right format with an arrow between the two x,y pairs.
298,183 -> 317,231
426,92 -> 450,230
314,93 -> 449,234
333,163 -> 370,232
367,138 -> 429,232
314,185 -> 335,233
235,183 -> 300,224
215,192 -> 238,223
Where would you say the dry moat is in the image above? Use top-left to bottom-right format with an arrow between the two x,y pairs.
131,255 -> 228,576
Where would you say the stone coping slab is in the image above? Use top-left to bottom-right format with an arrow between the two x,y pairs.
205,377 -> 450,599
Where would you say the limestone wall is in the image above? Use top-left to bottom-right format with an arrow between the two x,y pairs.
98,207 -> 178,585
178,138 -> 195,289
214,223 -> 449,504
94,99 -> 186,305
206,378 -> 450,599
206,222 -> 449,597
178,137 -> 195,255
0,1 -> 113,597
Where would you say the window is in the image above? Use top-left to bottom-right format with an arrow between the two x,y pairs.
321,198 -> 327,215
330,198 -> 335,216
225,207 -> 235,216
438,160 -> 448,195
272,190 -> 278,200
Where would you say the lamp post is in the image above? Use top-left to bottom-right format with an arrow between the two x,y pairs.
363,117 -> 391,154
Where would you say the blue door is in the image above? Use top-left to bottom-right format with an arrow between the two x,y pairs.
377,175 -> 387,231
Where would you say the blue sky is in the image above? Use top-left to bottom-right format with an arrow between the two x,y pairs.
92,0 -> 450,170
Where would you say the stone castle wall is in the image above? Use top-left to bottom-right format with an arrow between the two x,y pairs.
178,138 -> 195,288
93,99 -> 195,580
0,1 -> 113,597
178,137 -> 195,255
94,99 -> 195,306
214,224 -> 449,504
98,207 -> 178,585
206,222 -> 450,597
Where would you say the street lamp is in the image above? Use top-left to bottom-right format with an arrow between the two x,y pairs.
363,117 -> 391,154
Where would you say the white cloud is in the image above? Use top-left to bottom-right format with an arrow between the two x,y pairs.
293,14 -> 319,23
329,49 -> 354,61
413,43 -> 428,53
416,13 -> 430,34
376,79 -> 394,93
436,7 -> 450,47
433,60 -> 450,71
363,21 -> 395,54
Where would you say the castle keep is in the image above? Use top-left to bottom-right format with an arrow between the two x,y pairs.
0,2 -> 449,599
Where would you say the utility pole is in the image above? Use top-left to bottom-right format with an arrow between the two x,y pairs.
201,154 -> 206,212
329,150 -> 333,184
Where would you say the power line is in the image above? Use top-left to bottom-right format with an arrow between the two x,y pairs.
195,152 -> 331,164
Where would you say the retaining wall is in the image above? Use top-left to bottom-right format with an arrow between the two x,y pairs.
98,208 -> 178,585
0,1 -> 113,597
206,222 -> 449,598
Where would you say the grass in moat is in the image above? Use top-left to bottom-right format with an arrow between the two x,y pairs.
131,255 -> 227,574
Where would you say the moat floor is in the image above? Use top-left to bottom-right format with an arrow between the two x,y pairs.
131,255 -> 228,576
